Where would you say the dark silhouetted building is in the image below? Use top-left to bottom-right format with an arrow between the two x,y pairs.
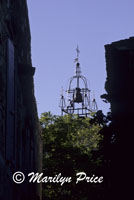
0,1 -> 42,199
103,37 -> 134,199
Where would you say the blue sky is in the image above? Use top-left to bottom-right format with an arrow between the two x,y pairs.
27,0 -> 134,117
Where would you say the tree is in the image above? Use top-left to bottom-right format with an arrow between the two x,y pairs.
40,112 -> 104,200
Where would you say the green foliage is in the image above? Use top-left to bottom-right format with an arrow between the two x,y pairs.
40,112 -> 104,200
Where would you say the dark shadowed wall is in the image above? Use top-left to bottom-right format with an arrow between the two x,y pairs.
0,0 -> 42,199
103,37 -> 134,199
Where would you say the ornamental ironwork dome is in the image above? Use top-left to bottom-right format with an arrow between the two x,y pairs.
59,46 -> 98,117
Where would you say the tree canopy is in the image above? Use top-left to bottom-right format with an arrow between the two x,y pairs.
40,112 -> 105,200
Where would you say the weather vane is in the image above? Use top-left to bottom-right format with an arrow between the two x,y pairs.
76,45 -> 80,59
74,45 -> 80,63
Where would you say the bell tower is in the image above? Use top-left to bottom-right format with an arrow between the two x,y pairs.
59,46 -> 98,117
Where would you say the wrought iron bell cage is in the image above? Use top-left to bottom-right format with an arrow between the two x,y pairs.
59,47 -> 98,117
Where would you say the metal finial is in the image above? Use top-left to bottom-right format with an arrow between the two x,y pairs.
92,90 -> 95,100
60,86 -> 64,96
91,91 -> 98,112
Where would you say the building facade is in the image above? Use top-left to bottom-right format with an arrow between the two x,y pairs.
0,1 -> 42,199
103,37 -> 134,199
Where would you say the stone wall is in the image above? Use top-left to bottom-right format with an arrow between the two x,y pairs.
102,37 -> 134,199
0,1 -> 42,199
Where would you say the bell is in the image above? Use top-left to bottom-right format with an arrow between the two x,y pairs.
73,88 -> 83,103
